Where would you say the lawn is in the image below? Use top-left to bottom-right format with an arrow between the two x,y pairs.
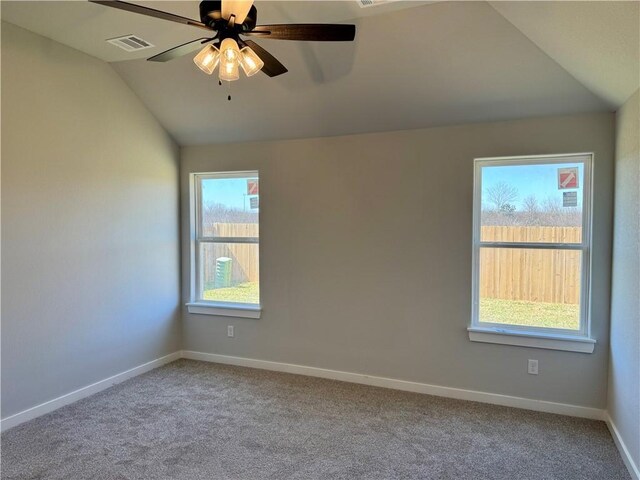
203,281 -> 260,305
203,285 -> 577,330
479,298 -> 579,330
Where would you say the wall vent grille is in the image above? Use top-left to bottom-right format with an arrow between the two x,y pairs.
357,0 -> 397,8
107,35 -> 154,52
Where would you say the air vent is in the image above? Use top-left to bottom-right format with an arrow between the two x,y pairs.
107,35 -> 154,52
357,0 -> 397,7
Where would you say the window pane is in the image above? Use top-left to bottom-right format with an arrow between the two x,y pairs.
200,176 -> 259,238
480,162 -> 583,243
478,247 -> 581,330
199,242 -> 259,305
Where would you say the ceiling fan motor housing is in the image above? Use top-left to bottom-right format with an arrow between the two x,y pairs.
199,1 -> 257,33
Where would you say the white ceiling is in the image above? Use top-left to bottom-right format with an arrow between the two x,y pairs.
490,1 -> 640,108
2,1 -> 638,145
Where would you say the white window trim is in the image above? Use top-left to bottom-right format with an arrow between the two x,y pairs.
467,327 -> 595,353
186,302 -> 261,319
469,153 -> 595,353
187,171 -> 261,319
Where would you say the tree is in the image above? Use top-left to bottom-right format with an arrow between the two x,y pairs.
486,181 -> 518,211
522,195 -> 539,214
520,194 -> 540,225
500,204 -> 516,214
202,203 -> 258,235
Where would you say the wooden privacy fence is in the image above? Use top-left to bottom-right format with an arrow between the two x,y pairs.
202,223 -> 259,287
480,226 -> 582,305
203,223 -> 582,304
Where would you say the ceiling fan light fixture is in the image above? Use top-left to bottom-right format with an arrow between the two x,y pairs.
91,0 -> 357,82
193,44 -> 220,74
239,46 -> 264,77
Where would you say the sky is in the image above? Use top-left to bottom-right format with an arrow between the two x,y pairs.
202,176 -> 259,212
481,162 -> 584,210
200,164 -> 582,213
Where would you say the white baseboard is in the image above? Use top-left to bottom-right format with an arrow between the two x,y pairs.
0,349 -> 608,436
7,348 -> 633,476
181,350 -> 605,421
605,412 -> 640,480
0,351 -> 182,433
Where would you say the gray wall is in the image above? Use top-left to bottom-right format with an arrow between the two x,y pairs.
181,112 -> 615,409
1,23 -> 181,418
608,89 -> 640,466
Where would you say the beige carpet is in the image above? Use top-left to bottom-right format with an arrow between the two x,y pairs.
1,359 -> 629,479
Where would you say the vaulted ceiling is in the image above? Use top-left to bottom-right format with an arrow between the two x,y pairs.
2,1 -> 638,145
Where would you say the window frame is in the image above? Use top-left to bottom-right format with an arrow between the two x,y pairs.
186,171 -> 261,318
469,153 -> 595,353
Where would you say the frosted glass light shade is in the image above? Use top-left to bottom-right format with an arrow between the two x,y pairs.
239,47 -> 264,77
220,38 -> 240,64
193,45 -> 220,75
222,0 -> 253,24
219,38 -> 241,81
219,58 -> 240,81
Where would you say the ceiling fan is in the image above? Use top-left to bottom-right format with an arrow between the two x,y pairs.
90,0 -> 356,81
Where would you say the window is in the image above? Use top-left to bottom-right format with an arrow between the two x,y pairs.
187,171 -> 260,318
469,154 -> 595,353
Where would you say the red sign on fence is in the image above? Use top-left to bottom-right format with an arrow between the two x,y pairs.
558,168 -> 578,189
247,179 -> 259,195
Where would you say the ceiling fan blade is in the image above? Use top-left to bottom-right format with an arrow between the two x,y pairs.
148,38 -> 215,62
243,24 -> 356,41
241,40 -> 288,77
89,1 -> 213,31
222,0 -> 254,25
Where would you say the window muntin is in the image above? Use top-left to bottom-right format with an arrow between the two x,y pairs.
472,154 -> 592,337
193,172 -> 260,307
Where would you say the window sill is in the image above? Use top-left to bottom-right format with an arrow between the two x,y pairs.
467,327 -> 595,353
186,302 -> 261,319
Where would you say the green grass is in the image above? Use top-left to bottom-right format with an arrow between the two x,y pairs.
203,281 -> 259,305
203,285 -> 576,329
479,298 -> 579,330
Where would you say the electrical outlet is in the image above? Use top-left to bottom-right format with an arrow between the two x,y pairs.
528,359 -> 539,375
227,325 -> 234,338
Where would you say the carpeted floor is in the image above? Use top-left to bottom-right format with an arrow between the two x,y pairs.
1,359 -> 629,480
